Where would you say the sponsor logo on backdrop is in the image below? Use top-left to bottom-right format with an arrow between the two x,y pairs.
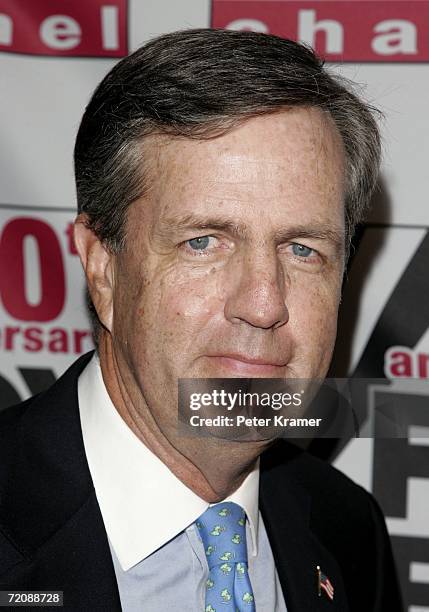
212,1 -> 428,62
0,0 -> 127,57
385,346 -> 429,379
0,207 -> 94,407
0,212 -> 93,354
347,229 -> 429,610
372,379 -> 429,610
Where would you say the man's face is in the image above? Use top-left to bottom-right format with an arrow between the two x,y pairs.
108,109 -> 345,431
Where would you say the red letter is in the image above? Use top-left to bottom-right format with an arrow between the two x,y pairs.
24,326 -> 43,352
0,218 -> 65,322
4,326 -> 20,351
48,328 -> 69,353
388,350 -> 413,377
418,353 -> 429,378
73,329 -> 93,354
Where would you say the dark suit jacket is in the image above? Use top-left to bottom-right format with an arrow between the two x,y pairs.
0,353 -> 403,611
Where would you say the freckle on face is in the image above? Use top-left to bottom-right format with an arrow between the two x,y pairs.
111,109 -> 345,440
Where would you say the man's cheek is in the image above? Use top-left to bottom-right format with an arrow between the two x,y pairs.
290,286 -> 339,340
161,274 -> 222,322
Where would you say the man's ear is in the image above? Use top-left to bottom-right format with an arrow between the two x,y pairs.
74,214 -> 115,332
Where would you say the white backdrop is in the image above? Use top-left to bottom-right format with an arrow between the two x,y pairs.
1,1 -> 428,608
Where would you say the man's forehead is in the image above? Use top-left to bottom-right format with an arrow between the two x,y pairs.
143,107 -> 344,181
134,114 -> 344,234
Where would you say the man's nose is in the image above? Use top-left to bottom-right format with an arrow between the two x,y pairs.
223,251 -> 289,330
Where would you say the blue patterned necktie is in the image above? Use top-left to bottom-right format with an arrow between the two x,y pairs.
196,501 -> 256,611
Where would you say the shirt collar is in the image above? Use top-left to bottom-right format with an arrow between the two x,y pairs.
78,355 -> 260,571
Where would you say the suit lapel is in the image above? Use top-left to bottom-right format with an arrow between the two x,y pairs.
260,443 -> 350,612
1,352 -> 121,611
2,493 -> 121,611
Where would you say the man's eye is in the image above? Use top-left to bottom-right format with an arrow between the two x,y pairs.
291,243 -> 315,258
187,236 -> 212,251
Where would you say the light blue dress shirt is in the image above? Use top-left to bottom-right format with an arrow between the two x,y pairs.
109,512 -> 287,612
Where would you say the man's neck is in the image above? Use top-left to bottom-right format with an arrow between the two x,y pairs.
97,333 -> 272,502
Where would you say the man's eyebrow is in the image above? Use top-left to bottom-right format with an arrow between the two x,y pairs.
158,214 -> 249,239
159,214 -> 344,250
273,225 -> 345,251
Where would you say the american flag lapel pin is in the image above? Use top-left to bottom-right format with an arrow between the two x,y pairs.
317,565 -> 334,601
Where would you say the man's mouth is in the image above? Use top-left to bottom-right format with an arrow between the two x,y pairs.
205,353 -> 288,376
